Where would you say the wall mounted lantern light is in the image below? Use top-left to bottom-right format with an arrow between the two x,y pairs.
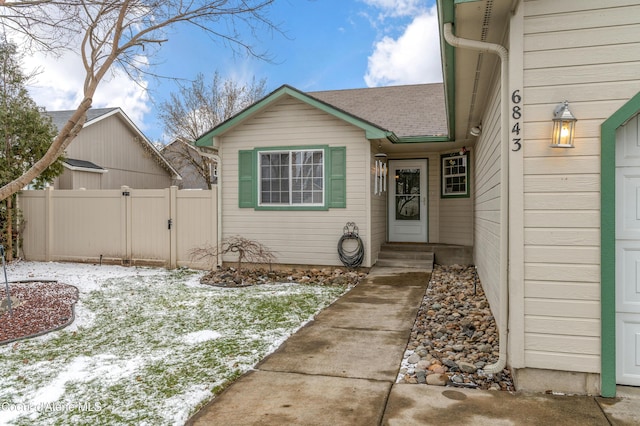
550,100 -> 577,148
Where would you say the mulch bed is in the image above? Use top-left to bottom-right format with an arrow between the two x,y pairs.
0,281 -> 79,345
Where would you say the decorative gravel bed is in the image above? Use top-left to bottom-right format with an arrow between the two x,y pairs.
200,266 -> 366,287
0,281 -> 79,344
398,264 -> 515,391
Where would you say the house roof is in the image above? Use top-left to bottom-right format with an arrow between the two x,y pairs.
63,158 -> 108,174
47,108 -> 120,132
45,107 -> 181,180
309,84 -> 448,139
64,158 -> 104,170
195,84 -> 450,148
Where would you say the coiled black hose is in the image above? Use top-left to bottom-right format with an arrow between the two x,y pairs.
338,222 -> 364,268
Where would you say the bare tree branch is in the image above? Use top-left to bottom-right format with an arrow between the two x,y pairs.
0,0 -> 278,201
190,235 -> 277,271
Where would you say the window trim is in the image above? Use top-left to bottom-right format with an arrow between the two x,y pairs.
440,151 -> 470,198
257,148 -> 325,208
238,145 -> 346,211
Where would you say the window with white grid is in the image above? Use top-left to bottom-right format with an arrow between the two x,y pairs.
442,153 -> 469,197
259,150 -> 324,205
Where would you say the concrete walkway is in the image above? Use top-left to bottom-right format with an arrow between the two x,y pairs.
186,266 -> 640,426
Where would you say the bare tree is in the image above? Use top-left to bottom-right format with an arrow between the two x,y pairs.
0,0 -> 277,201
159,71 -> 266,188
190,235 -> 276,271
159,71 -> 267,142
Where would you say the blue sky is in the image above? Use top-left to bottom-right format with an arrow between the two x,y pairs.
23,0 -> 442,143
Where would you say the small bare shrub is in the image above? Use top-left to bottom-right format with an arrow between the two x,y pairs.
190,236 -> 276,271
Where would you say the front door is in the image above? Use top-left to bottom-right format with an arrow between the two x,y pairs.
388,159 -> 428,243
616,113 -> 640,386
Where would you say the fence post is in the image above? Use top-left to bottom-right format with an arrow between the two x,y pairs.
169,186 -> 178,269
45,187 -> 53,262
121,186 -> 132,265
211,187 -> 219,269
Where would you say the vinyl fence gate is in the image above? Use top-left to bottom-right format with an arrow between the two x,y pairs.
18,186 -> 217,269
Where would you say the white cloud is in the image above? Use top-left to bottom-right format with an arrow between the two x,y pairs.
364,5 -> 442,87
23,50 -> 151,132
360,0 -> 426,17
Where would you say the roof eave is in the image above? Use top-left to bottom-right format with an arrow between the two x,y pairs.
195,85 -> 395,147
438,0 -> 456,141
63,163 -> 108,174
395,135 -> 451,143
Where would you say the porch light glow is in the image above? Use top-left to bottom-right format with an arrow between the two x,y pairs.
551,100 -> 577,148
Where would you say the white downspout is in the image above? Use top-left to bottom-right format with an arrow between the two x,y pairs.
443,22 -> 509,374
199,150 -> 223,268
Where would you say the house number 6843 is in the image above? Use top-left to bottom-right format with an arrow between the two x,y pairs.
511,90 -> 522,152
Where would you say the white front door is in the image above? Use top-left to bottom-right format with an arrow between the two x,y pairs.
616,113 -> 640,386
388,159 -> 428,243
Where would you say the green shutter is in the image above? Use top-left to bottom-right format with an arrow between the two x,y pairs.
238,150 -> 256,208
327,147 -> 346,208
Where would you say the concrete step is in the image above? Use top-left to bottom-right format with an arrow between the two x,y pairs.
374,258 -> 433,271
375,244 -> 434,271
378,251 -> 434,261
380,243 -> 433,252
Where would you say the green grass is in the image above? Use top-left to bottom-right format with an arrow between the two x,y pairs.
0,266 -> 347,425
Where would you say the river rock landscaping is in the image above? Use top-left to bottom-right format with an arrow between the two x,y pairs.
397,264 -> 515,391
200,266 -> 366,287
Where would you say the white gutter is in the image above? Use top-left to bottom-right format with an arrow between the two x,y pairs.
443,22 -> 509,374
198,150 -> 223,268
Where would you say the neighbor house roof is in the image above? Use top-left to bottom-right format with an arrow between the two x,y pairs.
63,158 -> 108,173
195,84 -> 450,148
47,107 -> 120,131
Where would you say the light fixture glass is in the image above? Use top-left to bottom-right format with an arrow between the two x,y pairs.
470,125 -> 482,137
374,141 -> 387,158
551,100 -> 577,148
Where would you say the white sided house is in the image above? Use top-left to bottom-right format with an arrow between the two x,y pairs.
194,0 -> 640,398
435,0 -> 640,398
195,83 -> 473,269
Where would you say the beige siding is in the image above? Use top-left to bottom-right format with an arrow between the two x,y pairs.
439,195 -> 473,246
520,0 -> 640,373
64,114 -> 172,189
56,169 -> 103,190
474,72 -> 503,320
219,96 -> 371,267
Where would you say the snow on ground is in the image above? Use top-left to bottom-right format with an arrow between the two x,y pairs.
0,261 -> 348,425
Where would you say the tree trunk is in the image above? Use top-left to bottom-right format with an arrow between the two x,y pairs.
0,98 -> 92,201
6,196 -> 13,262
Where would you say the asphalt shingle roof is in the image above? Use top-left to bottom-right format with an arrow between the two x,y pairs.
64,158 -> 105,170
309,83 -> 447,138
46,108 -> 118,132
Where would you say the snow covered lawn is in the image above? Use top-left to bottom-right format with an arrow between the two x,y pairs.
0,261 -> 348,425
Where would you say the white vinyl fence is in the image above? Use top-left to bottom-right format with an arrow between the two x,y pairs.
18,186 -> 217,269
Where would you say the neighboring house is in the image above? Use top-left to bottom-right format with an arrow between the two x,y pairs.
162,138 -> 217,189
194,0 -> 640,398
47,108 -> 180,189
